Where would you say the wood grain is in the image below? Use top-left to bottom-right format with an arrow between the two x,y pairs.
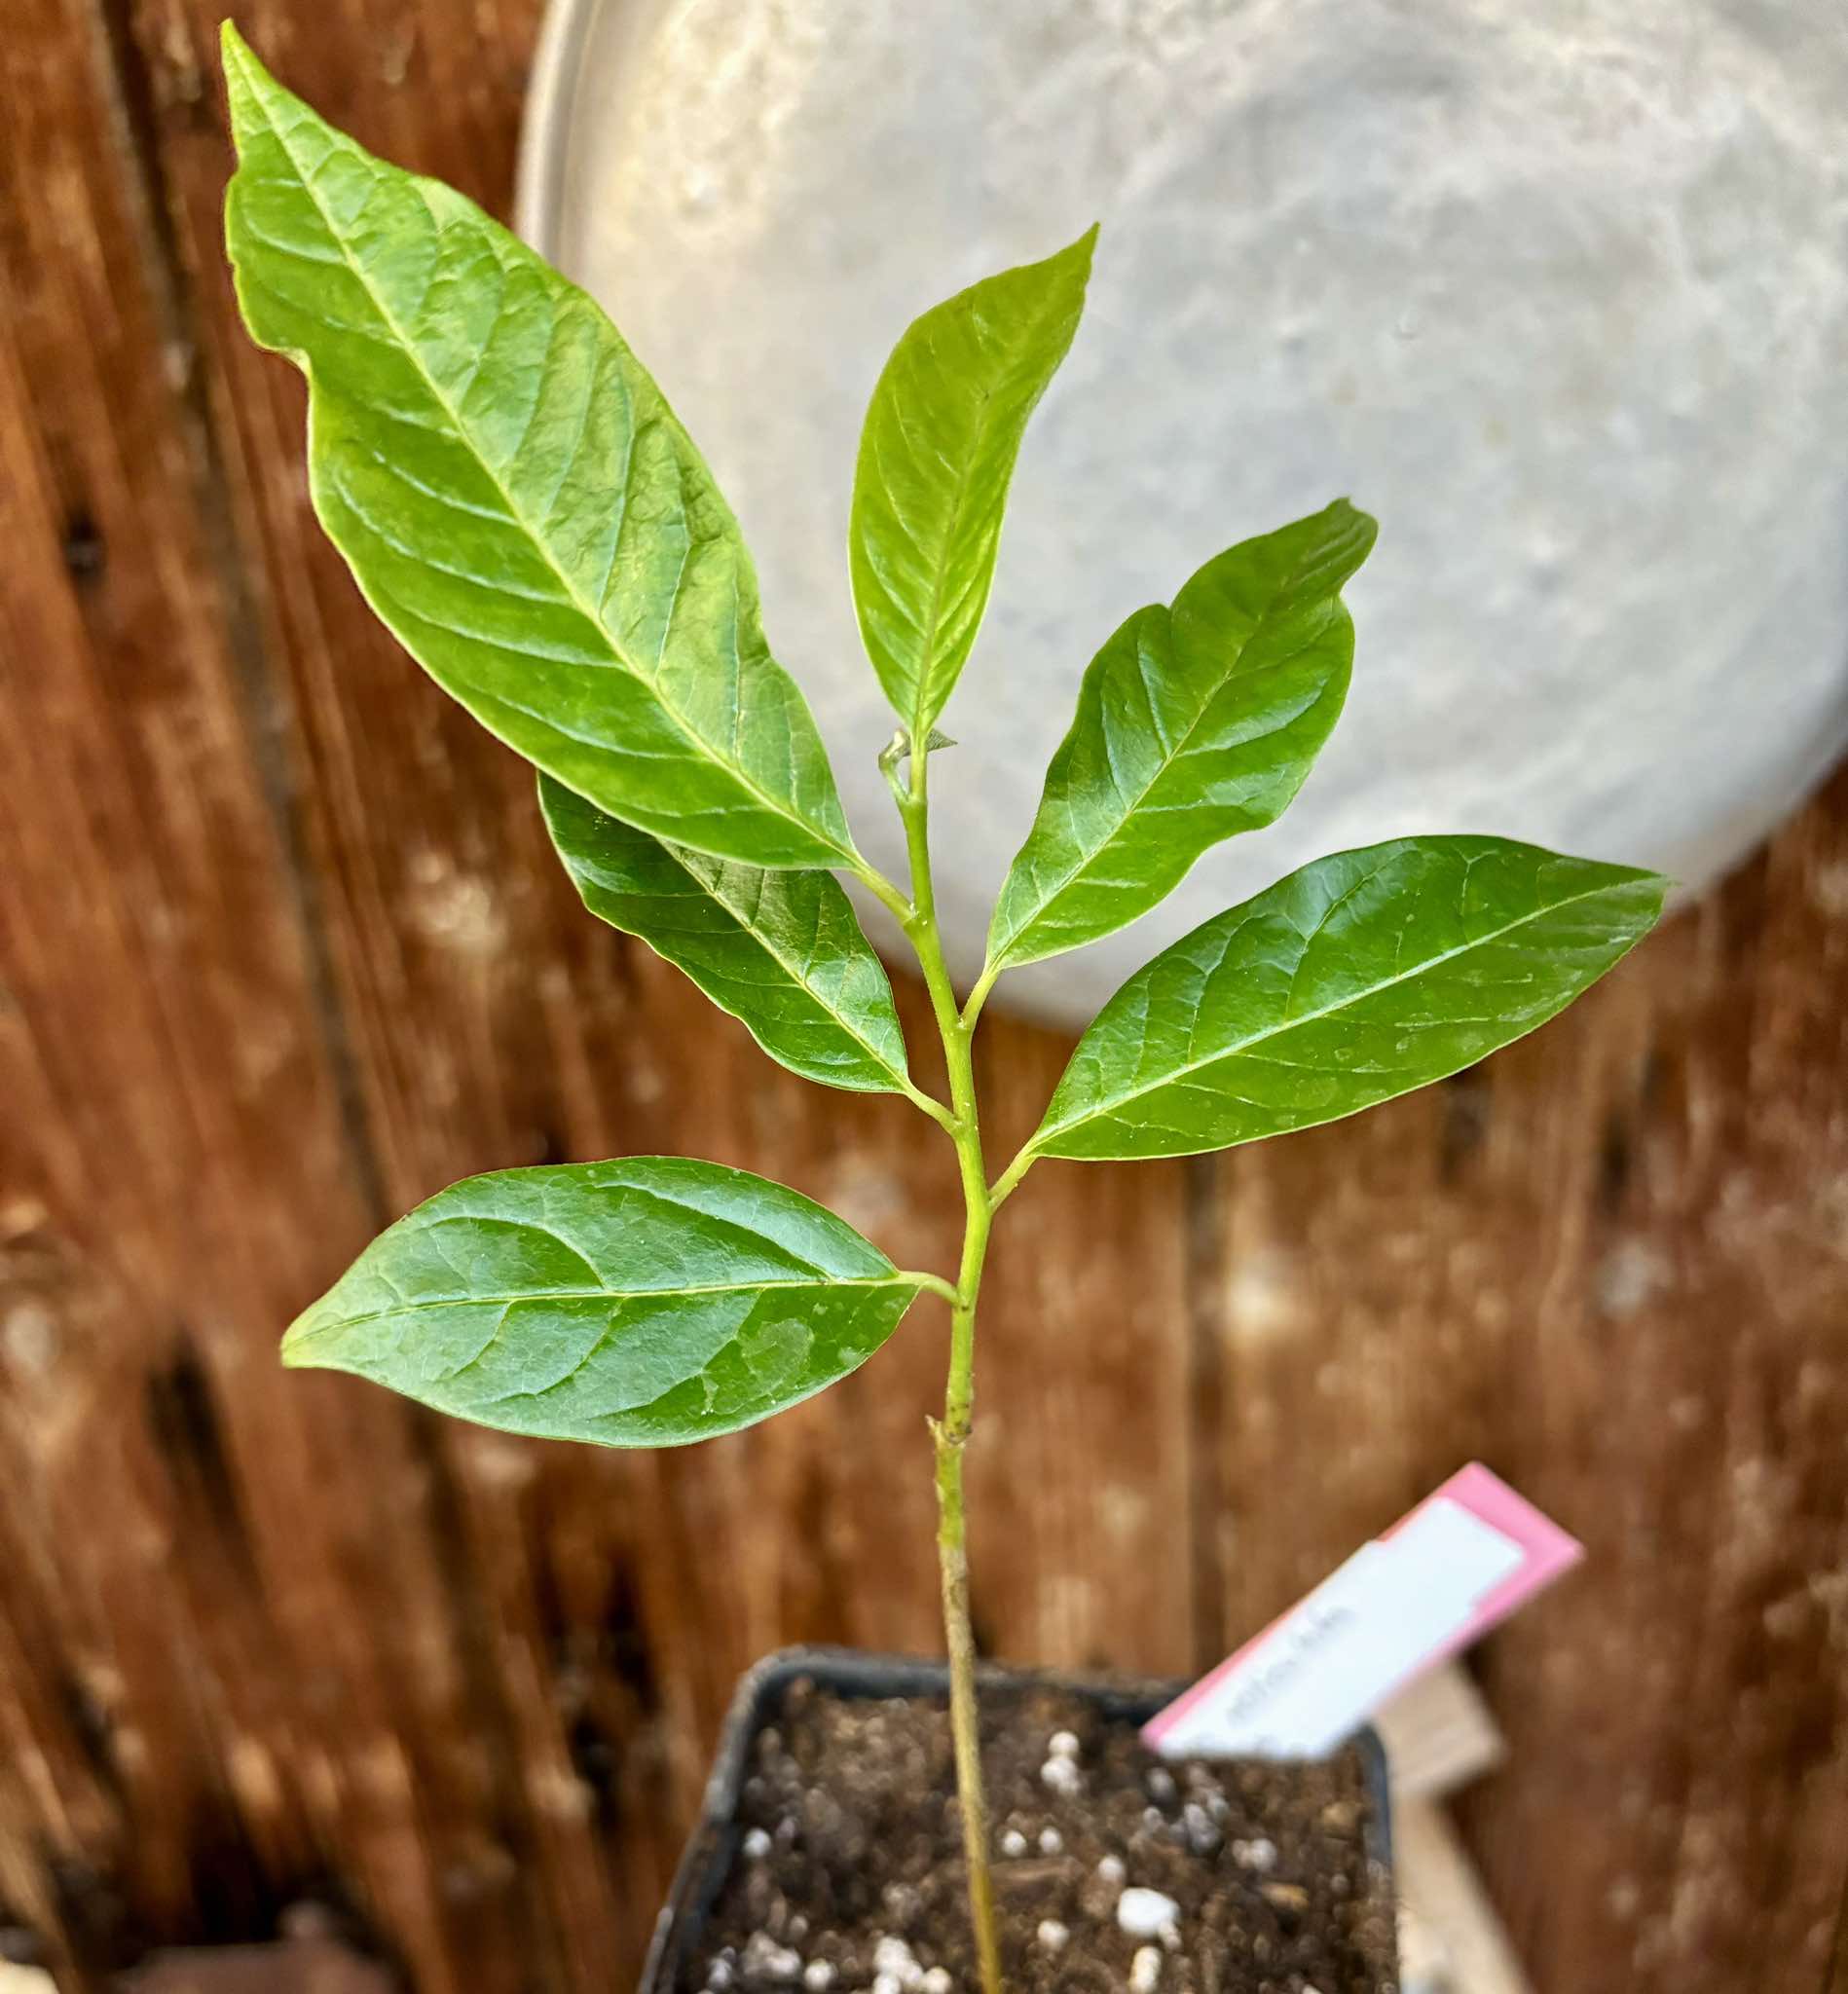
1,3 -> 1843,1990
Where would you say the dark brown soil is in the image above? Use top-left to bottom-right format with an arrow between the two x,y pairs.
681,1680 -> 1397,1994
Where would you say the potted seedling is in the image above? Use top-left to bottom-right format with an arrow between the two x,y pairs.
220,27 -> 1665,1994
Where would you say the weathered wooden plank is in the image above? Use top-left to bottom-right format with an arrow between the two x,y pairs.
0,2 -> 566,1986
1830,1874 -> 1848,1994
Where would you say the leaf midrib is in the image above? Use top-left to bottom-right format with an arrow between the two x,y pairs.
664,845 -> 906,1082
547,786 -> 906,1086
237,52 -> 850,865
873,355 -> 994,738
1036,870 -> 1639,1146
875,285 -> 1067,736
287,1270 -> 918,1343
911,396 -> 994,733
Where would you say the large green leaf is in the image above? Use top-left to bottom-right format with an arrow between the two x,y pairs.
987,502 -> 1375,975
1028,837 -> 1667,1163
283,1159 -> 926,1445
222,28 -> 852,868
850,229 -> 1096,739
539,775 -> 913,1096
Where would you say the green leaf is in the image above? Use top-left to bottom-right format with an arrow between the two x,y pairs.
987,501 -> 1376,974
539,775 -> 913,1097
221,27 -> 853,868
1028,837 -> 1667,1163
283,1159 -> 926,1445
850,227 -> 1096,738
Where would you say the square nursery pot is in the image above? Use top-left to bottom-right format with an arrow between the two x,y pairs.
644,1647 -> 1396,1994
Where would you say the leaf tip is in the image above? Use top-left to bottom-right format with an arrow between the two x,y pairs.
220,18 -> 281,151
278,1322 -> 318,1370
1056,221 -> 1100,285
1020,223 -> 1099,294
1602,860 -> 1674,917
219,18 -> 261,90
1328,495 -> 1380,548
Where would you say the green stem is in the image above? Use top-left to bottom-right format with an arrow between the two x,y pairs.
846,853 -> 959,1132
961,960 -> 1002,1031
987,1142 -> 1037,1211
896,748 -> 1005,1994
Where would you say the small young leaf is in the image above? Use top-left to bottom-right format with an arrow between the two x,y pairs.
1027,837 -> 1667,1163
850,228 -> 1096,739
539,775 -> 913,1096
222,27 -> 854,868
987,501 -> 1376,974
283,1159 -> 926,1445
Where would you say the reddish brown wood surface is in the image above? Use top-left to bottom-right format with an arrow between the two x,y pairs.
1,5 -> 1844,1990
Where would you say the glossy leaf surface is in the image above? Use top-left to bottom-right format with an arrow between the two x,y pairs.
850,229 -> 1095,738
540,775 -> 912,1095
1030,837 -> 1667,1162
222,27 -> 852,868
283,1160 -> 925,1445
988,501 -> 1375,973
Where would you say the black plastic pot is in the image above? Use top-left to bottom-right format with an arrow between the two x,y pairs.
641,1645 -> 1395,1994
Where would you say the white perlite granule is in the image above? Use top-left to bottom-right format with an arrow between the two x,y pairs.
536,0 -> 1848,1027
873,1938 -> 922,1989
742,1937 -> 801,1984
1116,1888 -> 1182,1939
1040,1755 -> 1083,1797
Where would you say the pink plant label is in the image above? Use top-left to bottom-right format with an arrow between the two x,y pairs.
1141,1463 -> 1582,1760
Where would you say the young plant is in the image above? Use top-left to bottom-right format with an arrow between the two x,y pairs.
221,27 -> 1667,1991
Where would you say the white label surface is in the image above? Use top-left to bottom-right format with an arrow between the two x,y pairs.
1144,1466 -> 1579,1760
